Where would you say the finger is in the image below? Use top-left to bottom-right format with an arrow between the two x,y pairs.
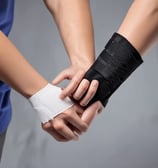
66,123 -> 82,136
42,121 -> 51,129
52,70 -> 70,85
80,80 -> 99,106
66,105 -> 85,135
53,118 -> 79,141
97,101 -> 104,114
42,122 -> 68,142
60,70 -> 85,99
63,110 -> 88,132
73,104 -> 84,116
73,79 -> 90,100
47,128 -> 69,142
81,101 -> 102,126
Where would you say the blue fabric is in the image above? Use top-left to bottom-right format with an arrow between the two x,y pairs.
0,0 -> 14,133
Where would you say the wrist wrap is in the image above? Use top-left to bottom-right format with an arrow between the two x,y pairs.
29,83 -> 73,123
84,33 -> 143,107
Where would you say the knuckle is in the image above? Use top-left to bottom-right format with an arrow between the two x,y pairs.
53,120 -> 64,131
63,110 -> 74,119
64,112 -> 71,119
72,77 -> 79,85
78,69 -> 85,76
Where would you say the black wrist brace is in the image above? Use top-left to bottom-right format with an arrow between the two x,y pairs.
84,32 -> 143,107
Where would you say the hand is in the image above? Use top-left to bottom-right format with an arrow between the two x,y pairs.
42,101 -> 103,142
52,66 -> 99,106
42,104 -> 87,142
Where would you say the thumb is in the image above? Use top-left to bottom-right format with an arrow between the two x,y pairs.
52,70 -> 68,85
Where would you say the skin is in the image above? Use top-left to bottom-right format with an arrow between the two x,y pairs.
44,0 -> 103,141
0,0 -> 103,142
51,0 -> 100,105
0,31 -> 88,141
58,0 -> 158,107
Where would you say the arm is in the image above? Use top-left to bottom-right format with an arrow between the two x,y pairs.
118,0 -> 158,55
70,0 -> 158,107
0,31 -> 47,97
43,0 -> 103,127
0,31 -> 87,141
44,0 -> 99,99
44,0 -> 95,69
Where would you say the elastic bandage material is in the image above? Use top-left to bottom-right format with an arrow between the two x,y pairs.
29,83 -> 73,123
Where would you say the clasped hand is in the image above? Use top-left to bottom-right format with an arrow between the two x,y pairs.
42,66 -> 103,142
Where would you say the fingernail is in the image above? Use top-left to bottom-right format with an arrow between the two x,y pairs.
92,80 -> 98,87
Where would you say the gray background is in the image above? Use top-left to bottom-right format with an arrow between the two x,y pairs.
1,0 -> 158,168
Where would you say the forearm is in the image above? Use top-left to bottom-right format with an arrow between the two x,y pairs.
81,0 -> 158,106
71,0 -> 158,107
118,0 -> 158,55
0,31 -> 48,98
44,0 -> 95,69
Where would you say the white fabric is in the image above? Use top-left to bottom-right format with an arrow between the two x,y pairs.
29,83 -> 73,123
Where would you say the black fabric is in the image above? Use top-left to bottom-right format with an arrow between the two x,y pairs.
84,33 -> 143,107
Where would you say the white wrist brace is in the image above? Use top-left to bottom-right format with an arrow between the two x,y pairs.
29,83 -> 73,123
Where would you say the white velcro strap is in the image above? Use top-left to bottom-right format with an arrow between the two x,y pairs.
29,83 -> 73,123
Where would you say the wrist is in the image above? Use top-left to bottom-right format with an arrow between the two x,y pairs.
23,80 -> 48,99
29,83 -> 73,123
71,58 -> 94,71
